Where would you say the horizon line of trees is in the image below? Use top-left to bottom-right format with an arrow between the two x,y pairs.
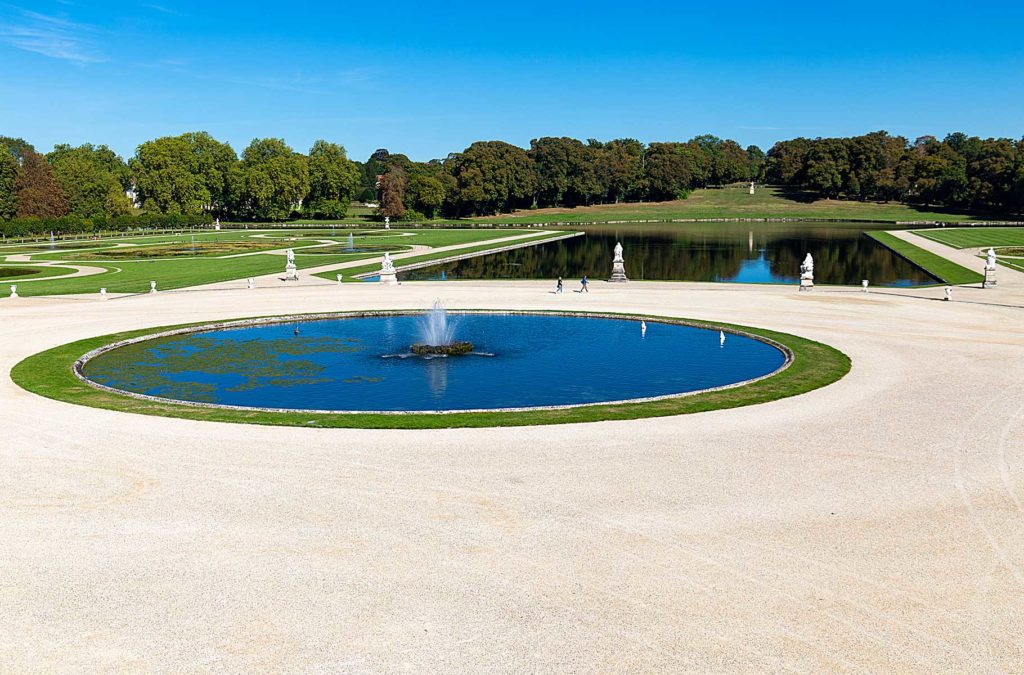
2,130 -> 1023,233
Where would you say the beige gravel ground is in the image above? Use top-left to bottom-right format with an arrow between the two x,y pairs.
1,268 -> 1023,672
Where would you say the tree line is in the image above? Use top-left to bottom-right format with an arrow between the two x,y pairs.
2,130 -> 1023,234
766,131 -> 1024,214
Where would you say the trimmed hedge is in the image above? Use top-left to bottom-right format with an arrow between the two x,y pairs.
0,213 -> 213,238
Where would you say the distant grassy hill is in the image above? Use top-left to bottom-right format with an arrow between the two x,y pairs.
470,184 -> 1004,224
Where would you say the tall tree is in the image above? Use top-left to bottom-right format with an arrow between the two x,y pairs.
745,145 -> 766,182
405,173 -> 446,219
307,140 -> 361,218
446,141 -> 536,216
230,138 -> 309,221
48,144 -> 132,218
181,132 -> 237,215
14,151 -> 68,218
130,135 -> 207,214
529,137 -> 601,207
378,166 -> 407,219
594,138 -> 643,203
0,151 -> 16,220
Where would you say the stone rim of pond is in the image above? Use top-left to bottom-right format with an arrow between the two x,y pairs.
70,310 -> 795,415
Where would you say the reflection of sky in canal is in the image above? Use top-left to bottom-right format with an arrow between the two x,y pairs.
402,223 -> 938,287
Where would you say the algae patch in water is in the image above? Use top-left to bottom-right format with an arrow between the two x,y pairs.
83,334 -> 363,403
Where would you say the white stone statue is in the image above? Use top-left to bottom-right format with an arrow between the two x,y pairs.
986,247 -> 997,270
379,252 -> 398,285
284,248 -> 298,281
149,281 -> 157,293
799,253 -> 814,291
749,181 -> 755,195
610,241 -> 628,282
983,247 -> 998,288
384,216 -> 391,230
9,285 -> 17,298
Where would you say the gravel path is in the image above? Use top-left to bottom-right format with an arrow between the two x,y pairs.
1,276 -> 1022,672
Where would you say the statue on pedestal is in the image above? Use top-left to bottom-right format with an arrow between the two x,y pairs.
749,181 -> 755,195
984,247 -> 998,288
384,216 -> 390,230
799,253 -> 814,291
284,248 -> 298,281
379,251 -> 398,285
610,241 -> 628,282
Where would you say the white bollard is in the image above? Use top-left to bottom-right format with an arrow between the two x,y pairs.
149,281 -> 157,294
944,286 -> 953,301
862,280 -> 869,292
9,285 -> 17,298
337,274 -> 343,286
100,288 -> 107,299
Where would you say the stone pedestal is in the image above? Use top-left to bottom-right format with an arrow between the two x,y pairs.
609,241 -> 628,282
799,276 -> 814,291
284,262 -> 298,281
610,261 -> 628,283
379,270 -> 398,285
984,267 -> 997,288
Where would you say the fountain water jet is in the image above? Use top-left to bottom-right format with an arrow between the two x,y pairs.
411,299 -> 473,356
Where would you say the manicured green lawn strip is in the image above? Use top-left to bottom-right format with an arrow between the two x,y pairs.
866,232 -> 983,285
9,229 -> 541,296
316,231 -> 574,282
912,227 -> 1024,249
0,265 -> 75,282
10,312 -> 849,429
999,258 -> 1024,272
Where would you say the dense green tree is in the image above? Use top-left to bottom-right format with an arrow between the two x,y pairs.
181,132 -> 236,214
641,142 -> 706,200
131,135 -> 207,214
0,136 -> 35,163
529,137 -> 601,207
406,173 -> 446,219
0,151 -> 16,220
306,140 -> 361,218
130,132 -> 236,215
745,145 -> 766,182
47,144 -> 132,218
593,138 -> 643,203
910,138 -> 968,206
445,141 -> 536,216
14,151 -> 68,218
230,138 -> 309,221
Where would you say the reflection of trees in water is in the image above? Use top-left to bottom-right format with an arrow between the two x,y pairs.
406,225 -> 936,286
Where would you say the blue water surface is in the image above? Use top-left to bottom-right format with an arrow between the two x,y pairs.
84,314 -> 786,411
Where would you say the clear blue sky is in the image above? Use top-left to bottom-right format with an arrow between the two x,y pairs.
1,0 -> 1022,162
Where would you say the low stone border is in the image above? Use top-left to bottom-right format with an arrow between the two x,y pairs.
72,310 -> 793,415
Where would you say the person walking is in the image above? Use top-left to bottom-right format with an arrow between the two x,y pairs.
580,275 -> 589,293
556,276 -> 563,294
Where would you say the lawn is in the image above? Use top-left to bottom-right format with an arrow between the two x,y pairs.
912,227 -> 1024,249
469,184 -> 996,224
865,232 -> 983,285
315,230 -> 578,282
2,228 -> 559,296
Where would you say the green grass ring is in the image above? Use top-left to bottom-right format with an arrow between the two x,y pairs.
11,310 -> 850,429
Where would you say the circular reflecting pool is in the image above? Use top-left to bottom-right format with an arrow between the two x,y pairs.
80,313 -> 788,412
